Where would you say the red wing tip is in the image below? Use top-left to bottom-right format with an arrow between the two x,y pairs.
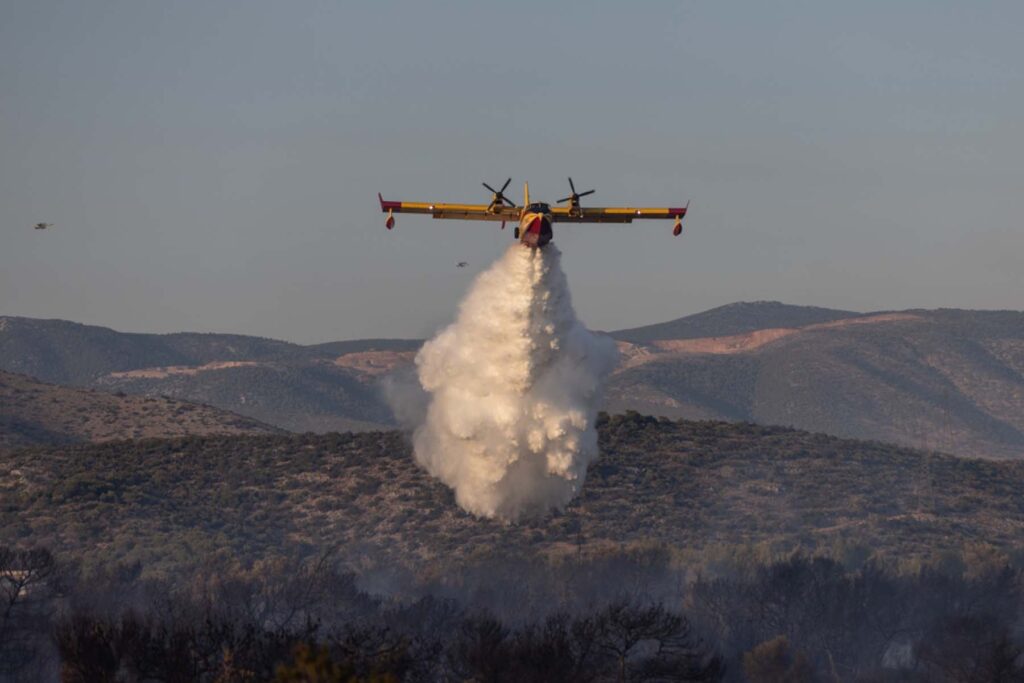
378,195 -> 401,212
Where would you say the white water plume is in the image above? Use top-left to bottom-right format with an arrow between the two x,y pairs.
407,244 -> 618,521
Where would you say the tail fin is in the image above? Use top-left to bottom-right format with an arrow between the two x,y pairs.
523,182 -> 530,207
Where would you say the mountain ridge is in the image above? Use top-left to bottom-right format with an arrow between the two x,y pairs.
610,300 -> 863,342
3,301 -> 1023,458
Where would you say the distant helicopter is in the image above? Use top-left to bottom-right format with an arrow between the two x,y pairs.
34,223 -> 53,230
457,261 -> 468,268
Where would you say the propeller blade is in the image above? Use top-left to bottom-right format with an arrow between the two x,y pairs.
558,179 -> 594,206
484,179 -> 513,207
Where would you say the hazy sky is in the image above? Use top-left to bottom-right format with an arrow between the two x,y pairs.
2,1 -> 1021,343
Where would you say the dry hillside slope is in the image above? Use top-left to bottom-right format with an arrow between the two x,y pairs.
3,413 -> 1024,578
609,308 -> 1024,459
0,370 -> 280,449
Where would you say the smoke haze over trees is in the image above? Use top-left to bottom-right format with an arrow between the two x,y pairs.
4,544 -> 1024,681
4,416 -> 1024,679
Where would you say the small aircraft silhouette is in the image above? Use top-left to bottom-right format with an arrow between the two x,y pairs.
457,261 -> 468,268
34,223 -> 53,230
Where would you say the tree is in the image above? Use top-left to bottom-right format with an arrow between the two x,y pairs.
916,615 -> 1024,683
742,636 -> 816,683
54,615 -> 119,683
448,614 -> 511,683
273,644 -> 354,683
593,600 -> 724,682
0,546 -> 62,677
506,613 -> 598,683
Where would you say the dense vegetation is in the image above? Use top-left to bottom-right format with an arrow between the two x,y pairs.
3,414 -> 1024,581
4,415 -> 1024,679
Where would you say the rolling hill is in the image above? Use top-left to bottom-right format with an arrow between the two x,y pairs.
3,414 -> 1023,578
2,302 -> 1023,457
0,316 -> 417,432
607,308 -> 1024,459
610,300 -> 861,343
0,369 -> 279,449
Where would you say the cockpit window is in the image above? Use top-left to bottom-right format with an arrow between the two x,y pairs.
527,202 -> 550,212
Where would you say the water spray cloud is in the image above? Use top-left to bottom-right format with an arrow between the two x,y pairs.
408,244 -> 617,521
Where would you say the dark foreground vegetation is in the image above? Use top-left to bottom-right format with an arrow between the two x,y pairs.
4,545 -> 1024,681
5,414 -> 1024,680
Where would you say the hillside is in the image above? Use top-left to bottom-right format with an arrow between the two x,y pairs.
93,360 -> 399,433
611,301 -> 861,343
3,304 -> 1024,457
0,316 -> 416,432
3,414 -> 1023,577
609,308 -> 1024,459
0,370 -> 279,449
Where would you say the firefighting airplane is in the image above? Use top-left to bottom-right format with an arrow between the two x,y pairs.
378,178 -> 688,249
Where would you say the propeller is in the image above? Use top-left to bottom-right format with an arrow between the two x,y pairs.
483,178 -> 515,210
556,177 -> 595,213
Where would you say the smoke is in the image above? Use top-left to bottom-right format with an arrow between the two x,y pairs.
402,243 -> 618,521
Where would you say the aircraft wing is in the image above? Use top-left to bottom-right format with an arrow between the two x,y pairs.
550,204 -> 688,224
378,194 -> 518,222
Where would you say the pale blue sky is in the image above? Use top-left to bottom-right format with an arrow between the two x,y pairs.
2,1 -> 1021,343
